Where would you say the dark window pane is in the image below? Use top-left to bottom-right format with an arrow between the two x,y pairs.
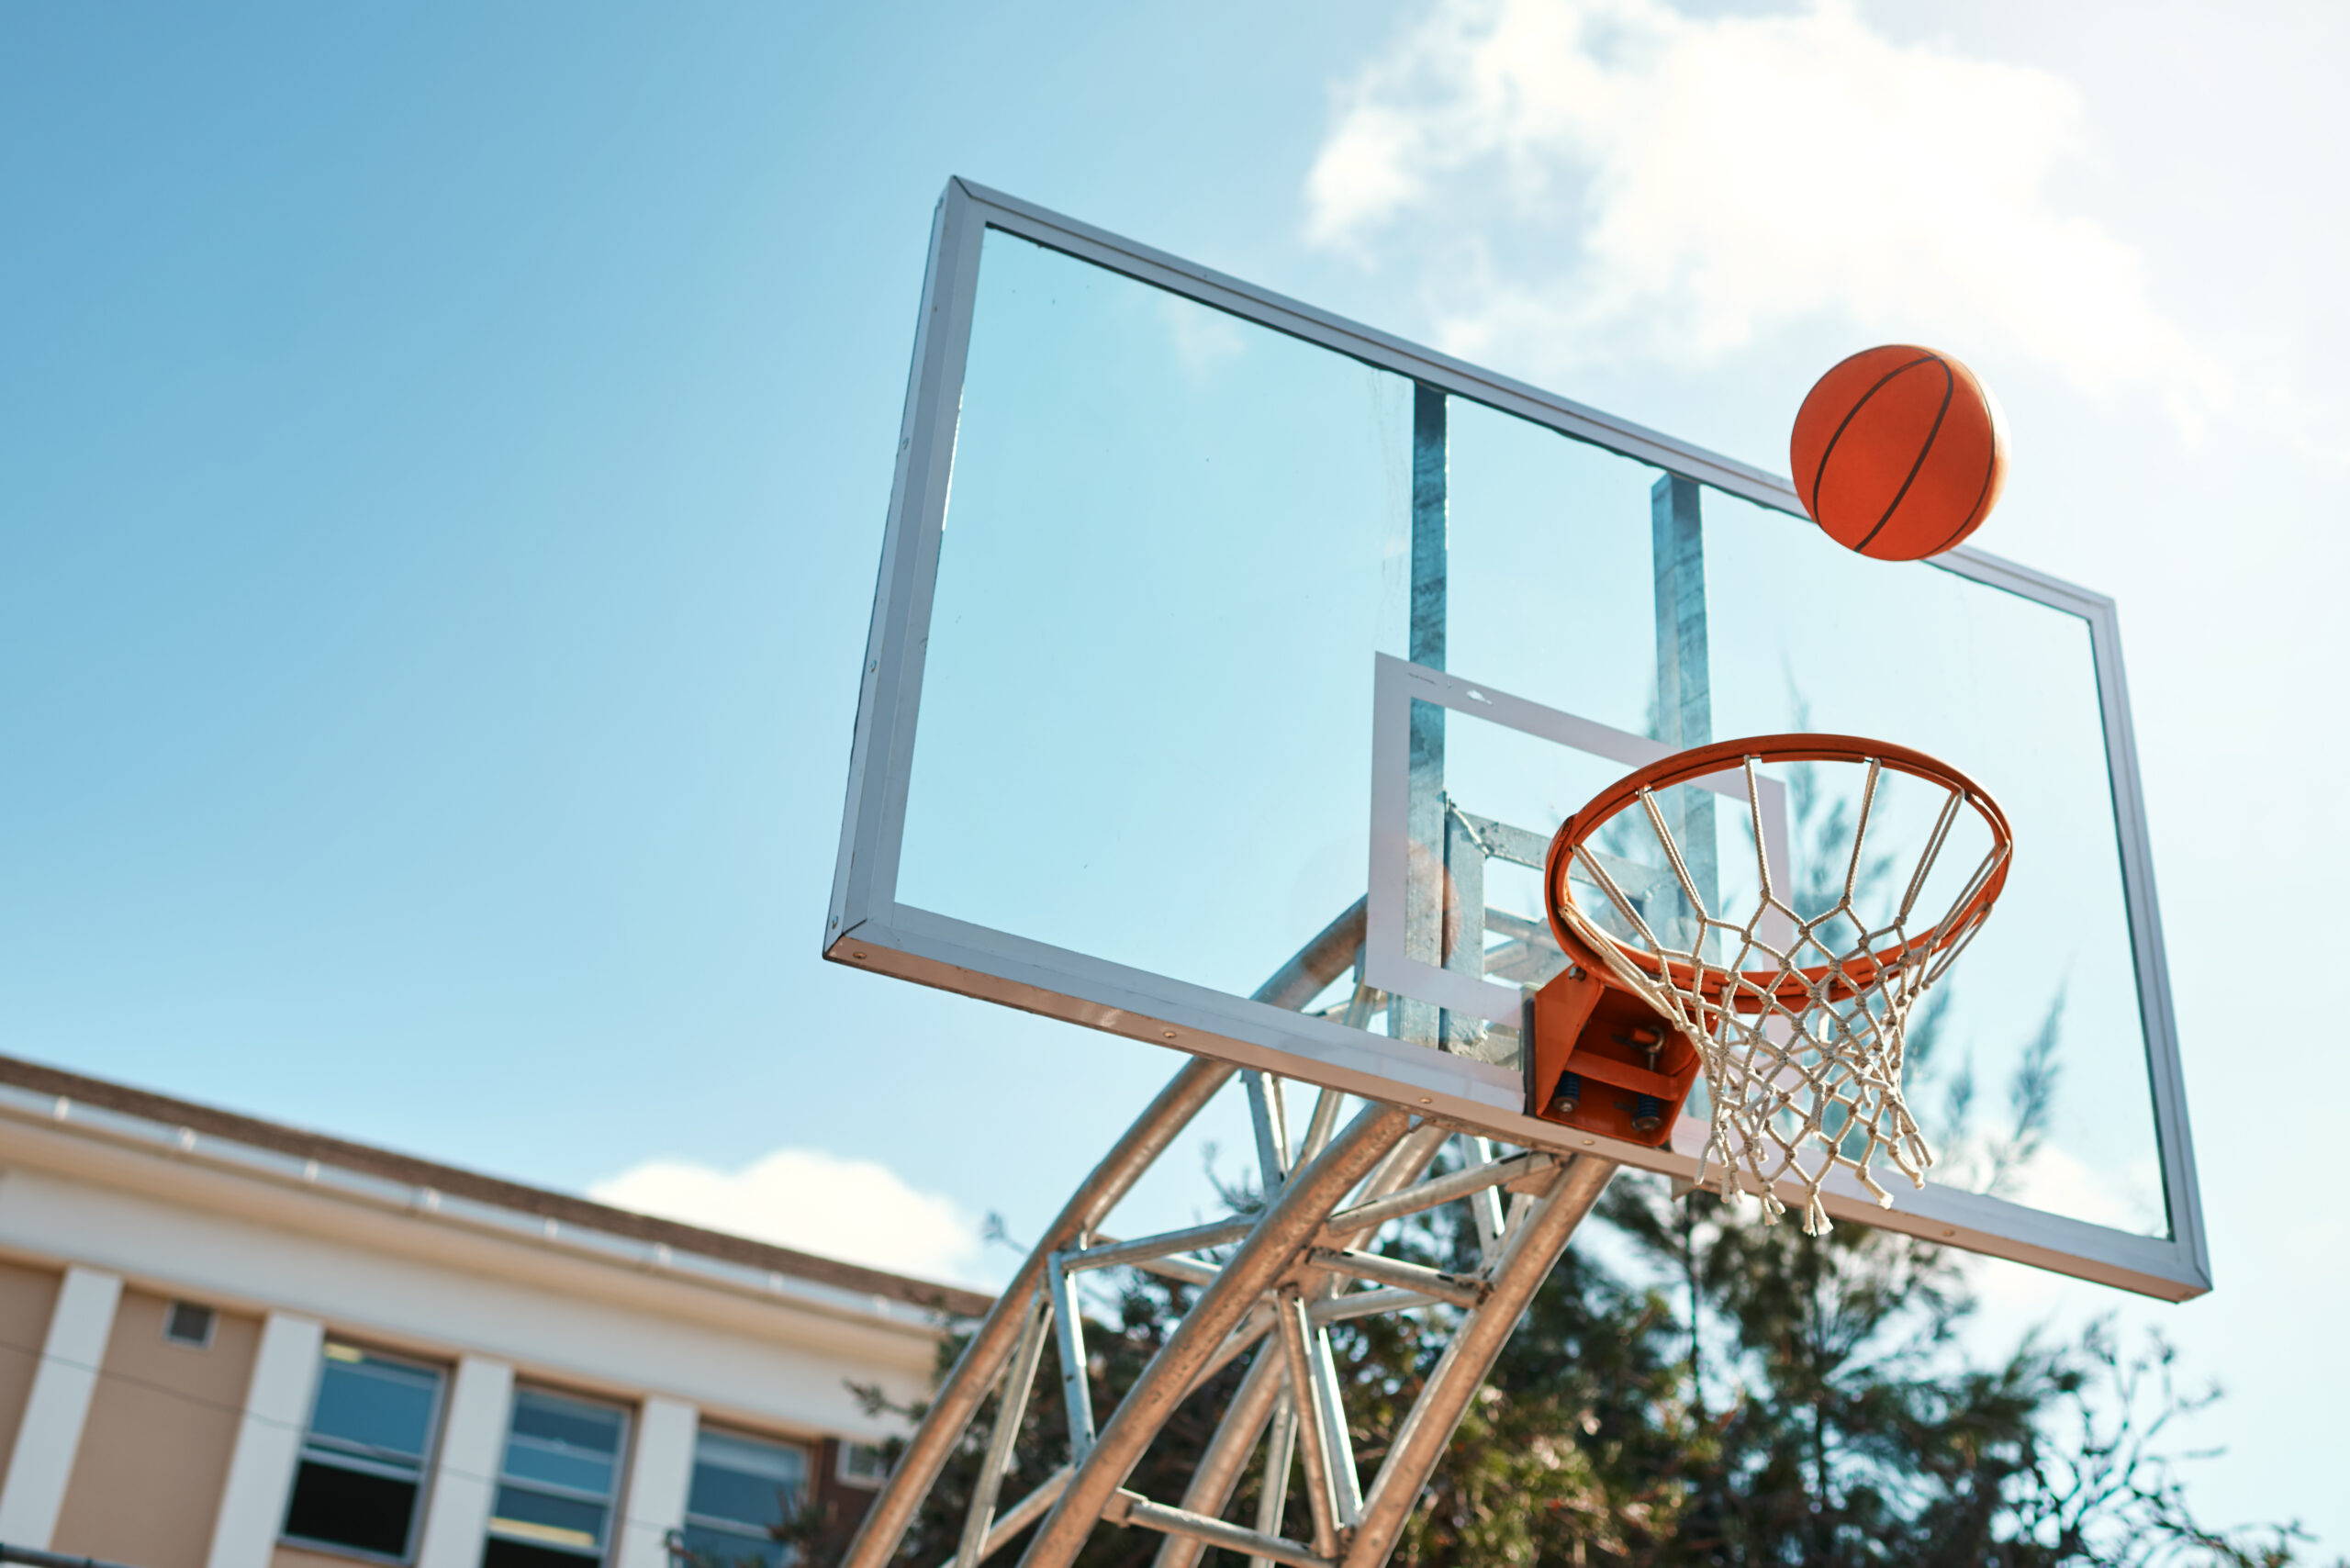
283,1459 -> 420,1557
502,1439 -> 616,1497
490,1485 -> 609,1551
309,1353 -> 440,1462
163,1301 -> 216,1346
483,1538 -> 602,1568
502,1439 -> 615,1504
508,1390 -> 624,1455
678,1524 -> 789,1568
687,1469 -> 799,1532
836,1443 -> 888,1485
688,1431 -> 805,1529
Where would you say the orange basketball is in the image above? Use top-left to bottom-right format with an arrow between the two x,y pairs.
1790,345 -> 2009,561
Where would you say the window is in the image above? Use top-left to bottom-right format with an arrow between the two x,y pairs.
835,1442 -> 888,1489
283,1343 -> 445,1562
677,1429 -> 810,1568
162,1300 -> 217,1348
484,1388 -> 630,1568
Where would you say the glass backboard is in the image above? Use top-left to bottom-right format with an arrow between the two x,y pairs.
826,180 -> 2206,1301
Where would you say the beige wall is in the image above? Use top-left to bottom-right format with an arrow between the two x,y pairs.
0,1257 -> 61,1481
274,1546 -> 366,1568
52,1288 -> 262,1568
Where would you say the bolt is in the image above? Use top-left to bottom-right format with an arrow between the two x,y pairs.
1548,1073 -> 1583,1118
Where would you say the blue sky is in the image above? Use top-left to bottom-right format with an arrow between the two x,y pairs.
6,0 -> 2344,1551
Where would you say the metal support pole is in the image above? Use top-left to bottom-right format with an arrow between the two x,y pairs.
1142,1102 -> 1452,1568
1117,1493 -> 1331,1568
1460,1136 -> 1506,1266
1274,1287 -> 1343,1560
1298,1082 -> 1346,1163
954,1289 -> 1054,1568
1151,1254 -> 1355,1568
1247,1071 -> 1293,1193
1304,1313 -> 1363,1527
1410,384 -> 1447,674
975,1469 -> 1072,1564
838,1055 -> 1236,1568
1046,1253 -> 1096,1462
1399,382 -> 1448,1049
1252,1390 -> 1299,1568
1181,1302 -> 1275,1399
1251,899 -> 1368,1013
1358,1121 -> 1449,1210
1325,1151 -> 1552,1240
1310,1287 -> 1440,1325
1440,806 -> 1486,1054
1340,1155 -> 1619,1568
1307,1249 -> 1484,1308
1149,1341 -> 1290,1568
1067,1217 -> 1255,1274
1651,473 -> 1718,921
1013,1104 -> 1416,1568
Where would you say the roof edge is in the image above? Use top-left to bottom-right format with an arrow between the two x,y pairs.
0,1054 -> 996,1320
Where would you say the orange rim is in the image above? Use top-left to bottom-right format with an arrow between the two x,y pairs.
1541,734 -> 2013,1011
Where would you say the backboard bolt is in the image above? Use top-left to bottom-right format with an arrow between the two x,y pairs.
853,952 -> 868,960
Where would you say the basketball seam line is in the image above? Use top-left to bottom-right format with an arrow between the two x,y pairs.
1807,353 -> 1940,525
1856,358 -> 1954,553
1921,427 -> 2000,557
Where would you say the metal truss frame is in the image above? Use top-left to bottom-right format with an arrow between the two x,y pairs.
843,1067 -> 1615,1568
840,928 -> 1618,1568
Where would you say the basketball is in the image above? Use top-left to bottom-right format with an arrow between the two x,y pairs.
1790,345 -> 2009,561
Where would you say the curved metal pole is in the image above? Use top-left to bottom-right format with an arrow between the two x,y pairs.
1148,1338 -> 1289,1568
1146,1113 -> 1452,1568
1013,1103 -> 1417,1568
1338,1154 -> 1618,1568
840,1056 -> 1237,1568
954,1287 -> 1052,1568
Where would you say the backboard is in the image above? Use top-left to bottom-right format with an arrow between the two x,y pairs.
826,179 -> 2206,1301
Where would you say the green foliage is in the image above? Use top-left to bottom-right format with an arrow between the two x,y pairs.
1375,1235 -> 1699,1564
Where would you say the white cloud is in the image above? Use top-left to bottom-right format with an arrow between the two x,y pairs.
1305,0 -> 2223,426
589,1147 -> 986,1285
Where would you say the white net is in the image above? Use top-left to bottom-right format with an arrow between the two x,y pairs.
1552,753 -> 2010,1235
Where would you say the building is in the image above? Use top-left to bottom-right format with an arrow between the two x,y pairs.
0,1055 -> 989,1568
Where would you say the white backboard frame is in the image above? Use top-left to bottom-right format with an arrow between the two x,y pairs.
822,178 -> 2210,1302
1364,655 -> 1793,1025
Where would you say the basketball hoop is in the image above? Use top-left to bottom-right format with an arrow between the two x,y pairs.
1541,734 -> 2014,1234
